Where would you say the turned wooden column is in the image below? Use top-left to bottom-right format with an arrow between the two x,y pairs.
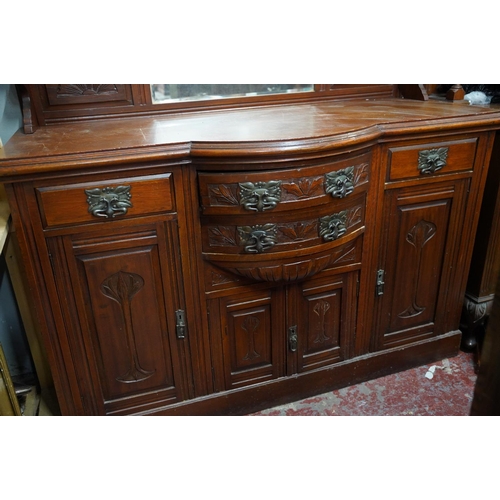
470,273 -> 500,415
461,133 -> 500,352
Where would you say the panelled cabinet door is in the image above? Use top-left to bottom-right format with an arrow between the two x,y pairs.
372,179 -> 469,350
209,272 -> 359,392
211,287 -> 286,390
47,221 -> 191,415
289,272 -> 358,374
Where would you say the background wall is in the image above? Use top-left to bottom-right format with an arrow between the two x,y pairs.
0,84 -> 22,147
0,84 -> 35,380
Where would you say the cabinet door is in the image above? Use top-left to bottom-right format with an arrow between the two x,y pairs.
47,221 -> 191,415
372,180 -> 469,349
289,272 -> 358,374
210,287 -> 286,390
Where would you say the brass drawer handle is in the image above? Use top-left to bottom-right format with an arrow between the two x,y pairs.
325,166 -> 355,198
239,180 -> 281,212
85,185 -> 132,218
418,148 -> 448,175
238,224 -> 278,253
319,210 -> 348,242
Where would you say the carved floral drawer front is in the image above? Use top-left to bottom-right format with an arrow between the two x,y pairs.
201,194 -> 365,257
35,174 -> 174,228
387,137 -> 478,182
198,152 -> 371,215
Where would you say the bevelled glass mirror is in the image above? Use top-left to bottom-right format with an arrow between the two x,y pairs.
151,84 -> 314,104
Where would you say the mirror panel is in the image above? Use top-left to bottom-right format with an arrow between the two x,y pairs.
151,84 -> 314,104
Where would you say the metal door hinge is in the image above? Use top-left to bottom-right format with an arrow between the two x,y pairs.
376,269 -> 385,296
175,310 -> 186,339
288,325 -> 298,352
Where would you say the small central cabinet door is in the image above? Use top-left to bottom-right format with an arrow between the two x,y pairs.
292,272 -> 357,374
217,288 -> 286,389
47,221 -> 190,415
210,271 -> 358,391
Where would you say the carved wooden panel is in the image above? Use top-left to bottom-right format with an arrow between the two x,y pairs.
45,85 -> 130,106
47,222 -> 188,415
203,235 -> 361,287
373,179 -> 470,350
24,84 -> 140,127
216,288 -> 285,389
291,272 -> 358,374
198,152 -> 371,215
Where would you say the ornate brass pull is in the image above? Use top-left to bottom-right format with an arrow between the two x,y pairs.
238,224 -> 278,253
418,148 -> 448,175
319,210 -> 348,242
325,166 -> 355,198
239,180 -> 281,212
85,185 -> 132,218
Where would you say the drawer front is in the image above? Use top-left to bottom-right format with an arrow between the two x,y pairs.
36,173 -> 174,228
387,137 -> 478,181
201,193 -> 365,256
198,152 -> 371,215
203,236 -> 363,287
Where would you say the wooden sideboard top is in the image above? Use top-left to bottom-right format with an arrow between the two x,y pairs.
2,98 -> 500,177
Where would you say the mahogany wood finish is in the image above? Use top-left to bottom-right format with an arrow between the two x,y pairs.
20,84 -> 397,131
1,86 -> 500,415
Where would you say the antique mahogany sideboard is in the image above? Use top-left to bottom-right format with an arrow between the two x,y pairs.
1,84 -> 500,416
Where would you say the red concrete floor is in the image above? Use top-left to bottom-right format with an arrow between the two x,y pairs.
252,350 -> 477,416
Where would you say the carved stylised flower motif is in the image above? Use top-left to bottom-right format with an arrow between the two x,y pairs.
208,226 -> 238,246
208,184 -> 239,206
241,316 -> 260,360
100,271 -> 155,383
353,163 -> 370,185
398,220 -> 437,318
279,221 -> 317,241
313,300 -> 331,343
282,177 -> 323,198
